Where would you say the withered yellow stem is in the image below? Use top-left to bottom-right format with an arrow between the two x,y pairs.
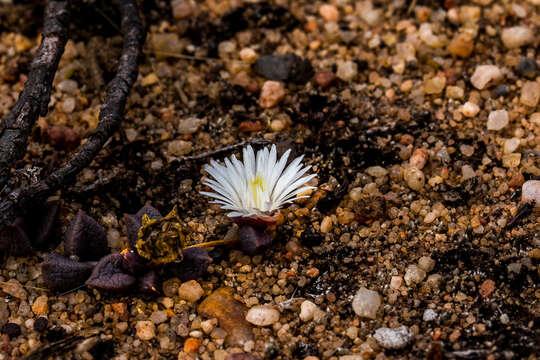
183,238 -> 238,250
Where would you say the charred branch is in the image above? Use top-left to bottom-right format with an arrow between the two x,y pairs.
0,0 -> 145,247
0,0 -> 69,188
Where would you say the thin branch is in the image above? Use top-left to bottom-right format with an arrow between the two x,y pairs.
0,0 -> 145,233
0,0 -> 69,188
179,138 -> 272,162
144,48 -> 248,63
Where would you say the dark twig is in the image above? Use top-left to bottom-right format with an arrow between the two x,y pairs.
179,138 -> 272,162
0,0 -> 69,189
505,202 -> 534,230
23,328 -> 101,360
0,0 -> 145,236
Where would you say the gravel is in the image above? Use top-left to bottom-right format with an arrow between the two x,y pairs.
373,326 -> 414,350
1,0 -> 539,358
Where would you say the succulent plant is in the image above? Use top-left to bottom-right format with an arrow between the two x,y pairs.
64,210 -> 109,261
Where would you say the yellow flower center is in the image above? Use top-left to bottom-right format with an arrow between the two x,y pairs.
249,175 -> 264,198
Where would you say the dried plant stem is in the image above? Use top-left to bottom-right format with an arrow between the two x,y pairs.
0,0 -> 145,244
180,138 -> 272,162
0,0 -> 69,189
183,238 -> 239,250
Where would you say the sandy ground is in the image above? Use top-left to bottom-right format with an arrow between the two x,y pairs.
0,0 -> 539,359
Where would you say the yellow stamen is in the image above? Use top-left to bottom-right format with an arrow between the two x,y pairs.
249,175 -> 264,199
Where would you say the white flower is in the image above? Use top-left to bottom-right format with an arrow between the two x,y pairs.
200,144 -> 316,219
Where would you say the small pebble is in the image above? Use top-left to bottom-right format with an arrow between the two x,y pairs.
501,26 -> 534,48
461,102 -> 479,117
336,61 -> 358,82
2,323 -> 21,339
1,279 -> 27,299
487,110 -> 509,131
319,4 -> 339,22
390,276 -> 403,290
57,79 -> 78,94
352,287 -> 381,319
150,310 -> 168,324
426,274 -> 443,289
424,75 -> 446,94
373,326 -> 414,349
366,166 -> 388,177
141,73 -> 159,86
470,65 -> 502,89
418,256 -> 435,272
255,54 -> 313,84
517,58 -> 538,79
239,48 -> 258,64
404,265 -> 427,285
183,338 -> 200,353
171,0 -> 193,19
314,71 -> 336,88
259,81 -> 285,108
522,180 -> 540,208
447,33 -> 474,58
502,153 -> 521,168
168,140 -> 192,156
178,117 -> 202,135
423,309 -> 438,322
200,319 -> 216,334
460,144 -> 474,157
136,321 -> 156,340
479,279 -> 496,298
162,278 -> 181,297
34,317 -> 48,332
320,216 -> 333,233
405,167 -> 425,191
245,305 -> 280,326
178,280 -> 204,302
31,295 -> 49,316
409,149 -> 428,170
520,81 -> 540,107
62,97 -> 76,113
492,84 -> 510,98
124,128 -> 138,142
446,86 -> 464,99
462,165 -> 475,180
299,300 -> 323,322
503,138 -> 520,154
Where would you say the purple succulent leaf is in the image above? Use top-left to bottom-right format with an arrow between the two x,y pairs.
28,199 -> 60,248
0,218 -> 33,256
121,250 -> 149,275
238,225 -> 273,255
137,270 -> 160,295
86,253 -> 136,292
166,247 -> 212,281
41,253 -> 95,293
64,210 -> 109,261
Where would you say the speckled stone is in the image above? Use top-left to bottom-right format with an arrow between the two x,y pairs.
352,287 -> 381,319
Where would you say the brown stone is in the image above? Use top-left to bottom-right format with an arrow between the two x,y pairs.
314,71 -> 336,88
225,354 -> 262,360
508,172 -> 525,188
183,338 -> 200,353
447,33 -> 474,58
198,288 -> 254,346
31,295 -> 49,315
112,302 -> 129,321
1,279 -> 27,300
238,121 -> 264,132
479,279 -> 496,298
